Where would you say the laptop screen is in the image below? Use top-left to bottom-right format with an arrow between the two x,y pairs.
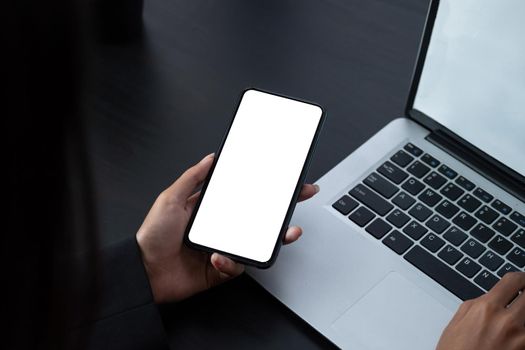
413,0 -> 525,177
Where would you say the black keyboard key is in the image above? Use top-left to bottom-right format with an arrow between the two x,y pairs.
423,172 -> 447,190
408,203 -> 433,222
455,176 -> 475,191
421,153 -> 440,167
332,195 -> 358,215
350,184 -> 394,216
474,270 -> 499,291
404,143 -> 423,157
461,238 -> 486,259
440,183 -> 464,201
511,229 -> 525,249
390,150 -> 414,167
405,246 -> 483,300
491,200 -> 512,215
507,247 -> 525,268
444,227 -> 468,246
488,235 -> 513,255
386,209 -> 410,228
438,245 -> 463,265
418,188 -> 442,207
377,161 -> 408,185
382,230 -> 413,255
510,211 -> 525,227
349,206 -> 375,227
493,217 -> 518,236
473,188 -> 494,203
403,221 -> 428,240
456,258 -> 482,278
401,177 -> 425,195
452,212 -> 477,231
497,263 -> 519,278
458,194 -> 482,213
470,223 -> 496,243
366,218 -> 392,239
479,251 -> 504,271
438,164 -> 458,179
421,233 -> 445,252
364,172 -> 399,199
426,214 -> 450,234
392,192 -> 416,210
407,161 -> 430,178
474,206 -> 499,225
436,200 -> 460,219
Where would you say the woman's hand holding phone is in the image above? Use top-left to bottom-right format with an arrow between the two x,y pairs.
136,153 -> 319,304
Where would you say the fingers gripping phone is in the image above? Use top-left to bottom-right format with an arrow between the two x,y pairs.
184,89 -> 325,268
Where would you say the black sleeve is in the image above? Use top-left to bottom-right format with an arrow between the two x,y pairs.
67,238 -> 170,350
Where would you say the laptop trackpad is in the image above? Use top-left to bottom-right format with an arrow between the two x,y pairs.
331,272 -> 453,350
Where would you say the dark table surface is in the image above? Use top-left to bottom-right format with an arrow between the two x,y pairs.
85,0 -> 429,348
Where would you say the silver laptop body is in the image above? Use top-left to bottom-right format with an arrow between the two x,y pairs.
249,1 -> 525,349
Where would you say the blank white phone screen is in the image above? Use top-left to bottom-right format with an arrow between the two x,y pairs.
188,90 -> 322,263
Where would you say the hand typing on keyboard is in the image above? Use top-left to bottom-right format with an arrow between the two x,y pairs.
436,272 -> 525,350
333,143 -> 525,349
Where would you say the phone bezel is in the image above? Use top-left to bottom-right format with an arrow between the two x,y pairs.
183,87 -> 326,268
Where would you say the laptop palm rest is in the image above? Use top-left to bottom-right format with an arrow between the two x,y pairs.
331,271 -> 453,350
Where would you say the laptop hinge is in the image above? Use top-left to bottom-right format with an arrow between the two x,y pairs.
426,131 -> 525,203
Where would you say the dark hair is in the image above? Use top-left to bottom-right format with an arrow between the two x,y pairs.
7,1 -> 98,348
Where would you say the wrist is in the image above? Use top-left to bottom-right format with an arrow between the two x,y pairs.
136,235 -> 165,304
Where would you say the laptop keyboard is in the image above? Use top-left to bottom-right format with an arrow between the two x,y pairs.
332,142 -> 525,301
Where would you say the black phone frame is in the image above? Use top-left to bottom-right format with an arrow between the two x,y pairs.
183,87 -> 326,268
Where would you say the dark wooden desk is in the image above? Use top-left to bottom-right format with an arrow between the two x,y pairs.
85,0 -> 428,348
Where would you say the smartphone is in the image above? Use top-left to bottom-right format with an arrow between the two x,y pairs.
184,88 -> 325,268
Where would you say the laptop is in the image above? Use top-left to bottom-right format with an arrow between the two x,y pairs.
249,0 -> 525,349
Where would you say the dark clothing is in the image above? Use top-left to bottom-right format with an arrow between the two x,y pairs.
68,239 -> 169,350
